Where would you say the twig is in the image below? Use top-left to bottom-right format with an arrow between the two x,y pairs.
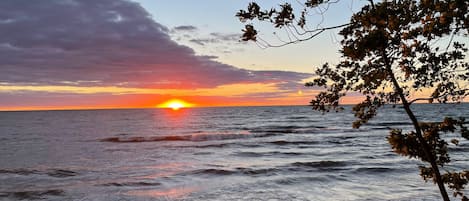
445,30 -> 456,51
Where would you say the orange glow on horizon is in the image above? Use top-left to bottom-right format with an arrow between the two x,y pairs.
3,92 -> 467,112
157,99 -> 194,110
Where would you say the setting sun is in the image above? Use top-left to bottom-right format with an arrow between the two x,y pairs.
168,102 -> 183,110
157,99 -> 193,110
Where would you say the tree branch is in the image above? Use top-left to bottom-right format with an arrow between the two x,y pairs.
368,0 -> 375,8
382,48 -> 450,201
409,89 -> 468,105
259,23 -> 351,48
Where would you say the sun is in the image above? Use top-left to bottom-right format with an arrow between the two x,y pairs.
168,102 -> 184,110
157,99 -> 193,110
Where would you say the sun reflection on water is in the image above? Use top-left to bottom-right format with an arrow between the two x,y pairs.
127,187 -> 196,199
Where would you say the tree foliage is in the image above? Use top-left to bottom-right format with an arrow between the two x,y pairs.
238,0 -> 469,200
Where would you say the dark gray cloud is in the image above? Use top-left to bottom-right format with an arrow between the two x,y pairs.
189,39 -> 217,46
0,0 -> 310,89
173,25 -> 198,32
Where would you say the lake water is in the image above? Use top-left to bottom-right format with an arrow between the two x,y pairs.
0,104 -> 468,201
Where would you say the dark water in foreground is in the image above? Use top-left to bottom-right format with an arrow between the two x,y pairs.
0,104 -> 468,201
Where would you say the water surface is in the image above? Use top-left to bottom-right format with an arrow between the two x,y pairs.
0,104 -> 468,200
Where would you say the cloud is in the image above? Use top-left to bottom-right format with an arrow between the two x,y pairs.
188,33 -> 242,46
0,83 -> 284,97
173,25 -> 198,32
209,33 -> 240,42
0,0 -> 310,91
188,38 -> 221,46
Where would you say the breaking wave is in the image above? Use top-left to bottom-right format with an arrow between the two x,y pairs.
100,132 -> 277,143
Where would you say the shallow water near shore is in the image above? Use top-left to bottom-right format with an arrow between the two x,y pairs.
0,104 -> 468,200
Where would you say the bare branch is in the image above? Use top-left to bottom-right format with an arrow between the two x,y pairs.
260,23 -> 350,48
409,89 -> 468,105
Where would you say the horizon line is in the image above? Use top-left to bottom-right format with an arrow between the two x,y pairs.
1,102 -> 466,112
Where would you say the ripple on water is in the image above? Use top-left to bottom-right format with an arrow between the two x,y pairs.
0,168 -> 79,178
0,189 -> 64,200
99,132 -> 277,143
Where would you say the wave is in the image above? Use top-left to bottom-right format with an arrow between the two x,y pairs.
188,168 -> 234,176
233,151 -> 304,157
100,133 -> 276,143
367,122 -> 413,127
325,135 -> 359,144
101,125 -> 336,144
353,167 -> 395,174
274,176 -> 329,185
286,116 -> 309,120
0,169 -> 38,175
250,125 -> 304,133
448,146 -> 469,152
290,161 -> 347,169
172,142 -> 245,149
181,161 -> 348,178
181,167 -> 279,177
0,189 -> 64,200
194,143 -> 234,148
250,125 -> 327,134
267,140 -> 317,146
99,181 -> 161,187
0,168 -> 78,178
46,169 -> 78,178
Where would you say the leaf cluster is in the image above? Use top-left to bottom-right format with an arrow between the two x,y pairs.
388,117 -> 469,199
236,1 -> 336,41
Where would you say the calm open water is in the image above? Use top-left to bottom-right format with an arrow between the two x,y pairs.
0,104 -> 468,201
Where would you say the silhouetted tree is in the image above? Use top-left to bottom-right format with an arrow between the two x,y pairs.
237,1 -> 468,200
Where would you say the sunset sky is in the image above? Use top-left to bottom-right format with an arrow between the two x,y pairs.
0,0 -> 455,111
